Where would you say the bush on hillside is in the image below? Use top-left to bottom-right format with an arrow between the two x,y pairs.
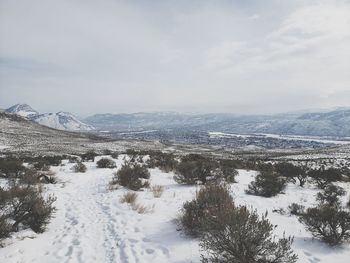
0,185 -> 56,233
174,155 -> 219,185
200,206 -> 298,263
275,162 -> 308,187
299,204 -> 350,246
96,158 -> 116,168
147,151 -> 178,173
81,150 -> 97,162
111,163 -> 150,191
308,168 -> 343,189
72,162 -> 87,173
288,203 -> 305,216
178,183 -> 234,237
0,158 -> 25,178
316,184 -> 346,207
246,171 -> 287,197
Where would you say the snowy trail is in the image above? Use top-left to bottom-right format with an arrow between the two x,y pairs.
1,160 -> 194,263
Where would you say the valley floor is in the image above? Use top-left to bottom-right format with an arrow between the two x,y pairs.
1,156 -> 350,263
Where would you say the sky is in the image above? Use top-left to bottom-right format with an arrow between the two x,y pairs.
0,0 -> 350,116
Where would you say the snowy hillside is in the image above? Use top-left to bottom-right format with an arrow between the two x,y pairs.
32,112 -> 94,131
1,155 -> 349,263
5,103 -> 39,118
4,104 -> 94,132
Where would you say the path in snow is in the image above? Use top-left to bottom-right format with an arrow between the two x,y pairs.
1,160 -> 192,263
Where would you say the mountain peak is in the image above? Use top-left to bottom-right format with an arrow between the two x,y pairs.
32,112 -> 94,131
5,103 -> 39,118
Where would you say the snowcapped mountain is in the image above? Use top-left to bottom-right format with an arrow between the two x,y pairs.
5,103 -> 39,118
5,104 -> 94,131
32,112 -> 94,131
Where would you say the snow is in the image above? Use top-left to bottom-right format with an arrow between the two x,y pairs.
1,156 -> 350,262
33,112 -> 94,131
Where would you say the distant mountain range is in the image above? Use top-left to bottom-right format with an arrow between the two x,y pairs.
4,104 -> 350,137
84,109 -> 350,137
4,104 -> 93,131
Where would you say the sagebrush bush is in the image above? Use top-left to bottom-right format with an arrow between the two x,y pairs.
111,163 -> 150,191
96,158 -> 116,168
72,162 -> 87,173
147,151 -> 178,172
316,184 -> 346,207
246,171 -> 286,197
19,168 -> 56,185
218,159 -> 238,183
81,150 -> 97,162
151,185 -> 164,198
179,183 -> 234,237
0,158 -> 25,178
308,168 -> 343,189
1,185 -> 56,233
299,204 -> 350,246
0,215 -> 11,245
200,207 -> 298,263
275,162 -> 308,187
288,203 -> 305,216
174,155 -> 218,185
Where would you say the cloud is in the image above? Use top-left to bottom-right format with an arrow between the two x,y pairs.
0,0 -> 349,115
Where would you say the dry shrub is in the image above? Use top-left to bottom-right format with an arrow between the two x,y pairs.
179,183 -> 234,237
246,171 -> 286,197
120,192 -> 138,205
0,185 -> 56,234
299,204 -> 350,246
111,162 -> 150,191
72,162 -> 87,173
96,158 -> 116,168
151,185 -> 164,198
200,207 -> 298,263
131,203 -> 153,214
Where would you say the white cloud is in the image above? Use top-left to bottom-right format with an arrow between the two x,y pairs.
0,0 -> 349,115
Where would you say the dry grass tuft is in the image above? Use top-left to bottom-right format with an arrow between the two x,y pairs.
151,185 -> 164,198
120,192 -> 138,205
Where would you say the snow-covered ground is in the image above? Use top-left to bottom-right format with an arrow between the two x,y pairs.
1,155 -> 350,263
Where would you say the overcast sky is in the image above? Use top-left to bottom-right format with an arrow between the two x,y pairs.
1,0 -> 350,116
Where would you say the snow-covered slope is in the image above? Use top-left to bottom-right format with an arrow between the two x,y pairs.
32,112 -> 94,131
1,156 -> 349,262
4,104 -> 94,131
5,103 -> 39,118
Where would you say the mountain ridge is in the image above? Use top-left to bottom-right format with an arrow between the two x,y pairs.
5,104 -> 94,131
